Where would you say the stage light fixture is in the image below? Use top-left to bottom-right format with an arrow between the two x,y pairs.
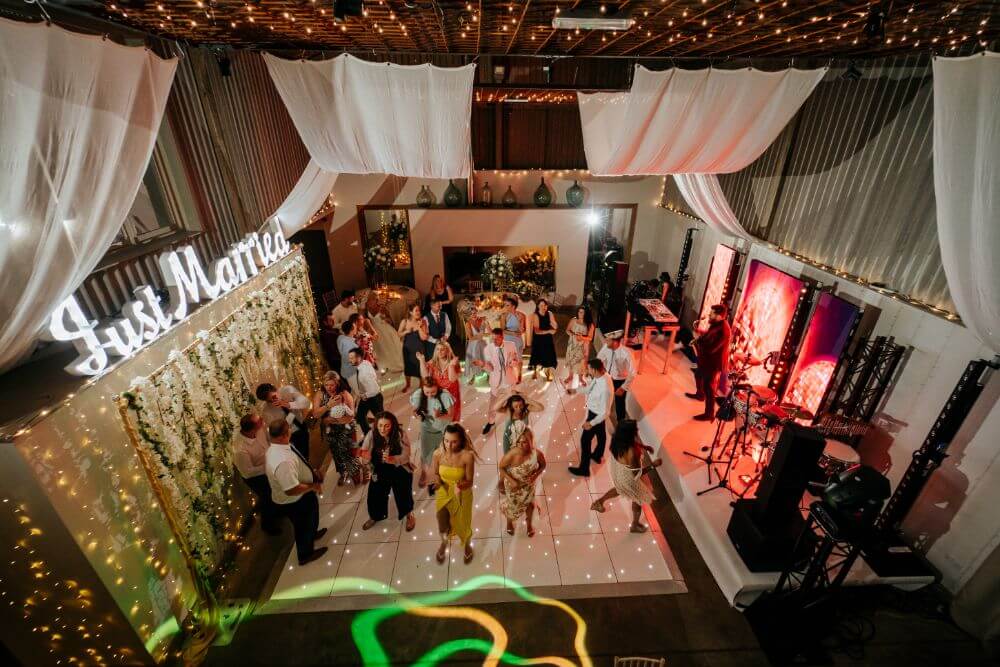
334,0 -> 364,20
587,211 -> 601,226
863,2 -> 888,42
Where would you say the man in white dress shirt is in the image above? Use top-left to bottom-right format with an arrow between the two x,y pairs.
265,420 -> 328,566
330,290 -> 358,330
347,347 -> 383,435
567,359 -> 613,477
473,327 -> 521,435
257,382 -> 312,459
233,414 -> 281,535
597,330 -> 637,426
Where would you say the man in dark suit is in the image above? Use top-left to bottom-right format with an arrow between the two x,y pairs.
685,304 -> 731,422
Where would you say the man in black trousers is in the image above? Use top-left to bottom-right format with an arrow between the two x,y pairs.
685,304 -> 732,422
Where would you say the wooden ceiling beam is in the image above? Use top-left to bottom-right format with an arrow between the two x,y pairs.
505,0 -> 534,54
532,0 -> 583,55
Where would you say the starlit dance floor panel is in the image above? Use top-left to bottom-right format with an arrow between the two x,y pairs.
259,365 -> 683,614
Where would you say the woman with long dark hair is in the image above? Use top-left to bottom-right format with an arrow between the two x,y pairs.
528,298 -> 558,381
312,371 -> 360,486
563,305 -> 595,387
590,419 -> 662,533
432,422 -> 476,564
359,412 -> 416,532
399,303 -> 428,392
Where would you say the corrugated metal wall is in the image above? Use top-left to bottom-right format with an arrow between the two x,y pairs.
719,55 -> 951,311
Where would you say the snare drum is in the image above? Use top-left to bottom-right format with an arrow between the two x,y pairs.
813,438 -> 861,485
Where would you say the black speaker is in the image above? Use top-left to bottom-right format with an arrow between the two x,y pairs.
752,423 -> 826,526
599,261 -> 629,332
727,424 -> 825,571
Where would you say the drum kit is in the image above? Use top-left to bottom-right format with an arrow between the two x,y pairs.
683,352 -> 824,498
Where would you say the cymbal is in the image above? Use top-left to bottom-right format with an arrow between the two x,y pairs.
732,352 -> 763,367
779,402 -> 815,420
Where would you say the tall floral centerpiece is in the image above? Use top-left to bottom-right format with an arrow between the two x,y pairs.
481,251 -> 514,294
364,245 -> 394,288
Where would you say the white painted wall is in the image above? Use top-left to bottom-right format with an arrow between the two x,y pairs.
408,208 -> 590,302
671,216 -> 1000,594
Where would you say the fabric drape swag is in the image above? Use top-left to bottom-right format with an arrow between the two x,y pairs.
674,174 -> 753,241
266,160 -> 339,237
577,65 -> 826,176
264,53 -> 475,179
932,52 -> 1000,353
0,18 -> 177,372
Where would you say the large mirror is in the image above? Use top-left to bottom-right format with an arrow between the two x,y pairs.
358,206 -> 416,288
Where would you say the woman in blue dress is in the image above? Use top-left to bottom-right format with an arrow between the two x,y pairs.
501,295 -> 523,383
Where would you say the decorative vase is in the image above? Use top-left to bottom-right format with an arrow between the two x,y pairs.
501,185 -> 518,208
443,179 -> 463,207
533,177 -> 552,208
415,185 -> 434,208
566,180 -> 585,208
480,181 -> 493,207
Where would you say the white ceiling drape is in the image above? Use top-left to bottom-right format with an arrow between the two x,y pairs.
264,53 -> 475,179
674,174 -> 752,241
578,65 -> 826,176
0,18 -> 177,372
265,160 -> 339,237
933,52 -> 1000,353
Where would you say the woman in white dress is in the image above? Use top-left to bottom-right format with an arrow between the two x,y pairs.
562,306 -> 594,388
590,419 -> 662,533
362,293 -> 404,373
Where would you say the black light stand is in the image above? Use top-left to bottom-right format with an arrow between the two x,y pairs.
692,385 -> 762,497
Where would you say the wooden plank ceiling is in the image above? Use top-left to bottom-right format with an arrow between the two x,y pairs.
75,1 -> 995,59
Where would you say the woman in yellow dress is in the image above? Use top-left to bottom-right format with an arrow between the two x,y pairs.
432,422 -> 477,565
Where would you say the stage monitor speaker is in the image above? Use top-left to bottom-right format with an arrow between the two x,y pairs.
752,423 -> 826,527
728,499 -> 813,572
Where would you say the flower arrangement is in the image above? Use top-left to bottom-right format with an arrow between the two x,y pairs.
121,252 -> 325,590
510,279 -> 544,300
481,251 -> 514,291
364,245 -> 394,272
513,250 -> 555,292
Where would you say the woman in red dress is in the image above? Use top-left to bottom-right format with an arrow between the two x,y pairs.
418,340 -> 462,421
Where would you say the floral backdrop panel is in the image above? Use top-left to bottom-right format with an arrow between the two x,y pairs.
122,254 -> 325,587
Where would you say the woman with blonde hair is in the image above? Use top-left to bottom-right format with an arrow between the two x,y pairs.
432,422 -> 476,564
417,340 -> 462,420
499,426 -> 546,537
312,371 -> 360,486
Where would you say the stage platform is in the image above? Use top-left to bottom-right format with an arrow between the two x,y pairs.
258,370 -> 685,614
629,338 -> 936,607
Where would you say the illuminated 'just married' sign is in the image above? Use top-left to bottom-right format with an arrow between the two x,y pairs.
46,223 -> 291,376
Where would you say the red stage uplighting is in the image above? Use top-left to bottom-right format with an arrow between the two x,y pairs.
698,244 -> 737,332
783,292 -> 860,417
730,261 -> 805,386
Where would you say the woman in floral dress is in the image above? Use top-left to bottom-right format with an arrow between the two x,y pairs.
312,371 -> 361,486
418,341 -> 462,421
499,427 -> 546,537
563,305 -> 595,388
354,312 -> 380,370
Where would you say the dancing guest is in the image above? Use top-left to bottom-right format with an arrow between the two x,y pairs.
424,274 -> 454,319
463,295 -> 487,384
257,382 -> 312,459
528,299 -> 558,381
398,303 -> 428,392
685,304 -> 732,422
501,296 -> 525,380
358,412 -> 416,533
418,341 -> 462,421
590,420 -> 663,533
330,290 -> 358,330
362,294 -> 404,374
233,413 -> 280,535
423,299 -> 452,357
354,312 -> 380,370
567,359 -> 613,478
516,293 -> 536,347
319,312 -> 341,371
474,327 -> 520,435
563,306 -> 595,388
337,314 -> 361,380
347,348 -> 383,435
410,376 -> 455,489
499,426 -> 546,537
265,420 -> 328,566
432,423 -> 476,565
312,371 -> 360,486
495,391 -> 542,454
597,331 -> 637,425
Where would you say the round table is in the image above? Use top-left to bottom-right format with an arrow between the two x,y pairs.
357,285 -> 420,327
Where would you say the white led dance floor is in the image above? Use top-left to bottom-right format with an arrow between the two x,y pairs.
260,357 -> 683,613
